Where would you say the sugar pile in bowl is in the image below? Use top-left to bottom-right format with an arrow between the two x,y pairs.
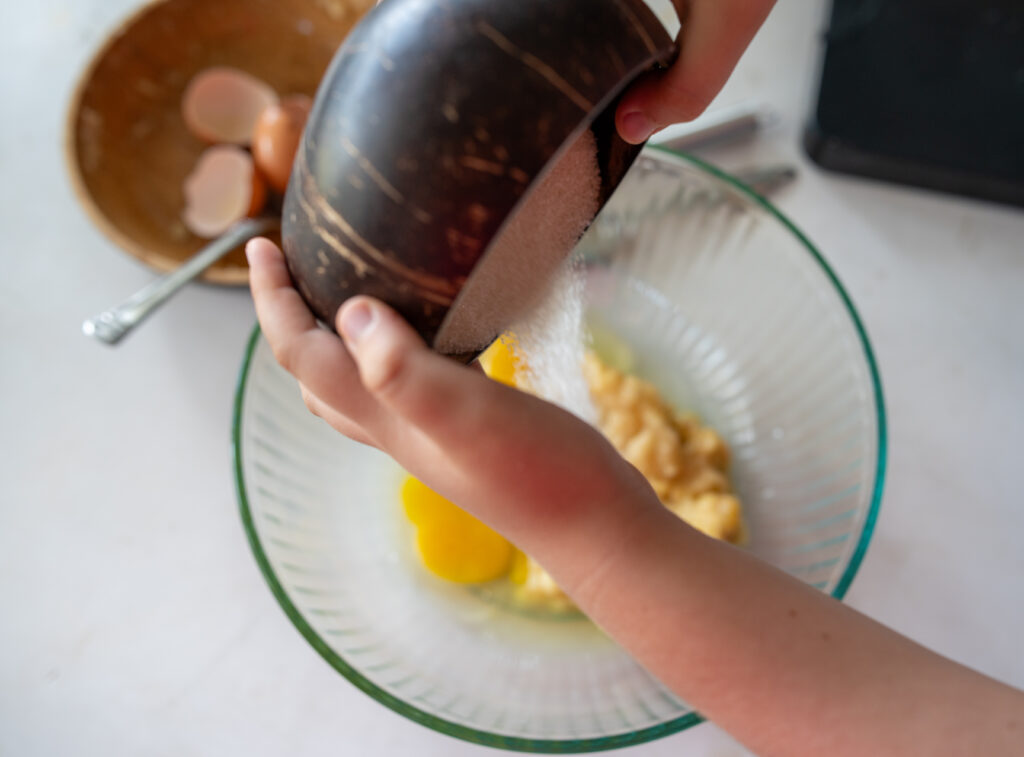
434,128 -> 602,423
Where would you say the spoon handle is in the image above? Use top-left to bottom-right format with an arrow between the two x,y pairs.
82,216 -> 279,345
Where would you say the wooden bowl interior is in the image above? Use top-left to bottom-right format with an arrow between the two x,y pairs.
67,0 -> 372,284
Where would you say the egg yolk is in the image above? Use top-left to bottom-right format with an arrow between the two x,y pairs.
401,476 -> 513,584
477,334 -> 520,386
508,549 -> 531,586
399,336 -> 530,585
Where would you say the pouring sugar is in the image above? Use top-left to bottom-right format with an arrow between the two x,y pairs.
434,128 -> 601,358
509,254 -> 596,425
433,126 -> 603,424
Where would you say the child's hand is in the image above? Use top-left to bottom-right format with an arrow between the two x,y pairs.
245,237 -> 662,592
248,235 -> 1024,757
616,0 -> 776,143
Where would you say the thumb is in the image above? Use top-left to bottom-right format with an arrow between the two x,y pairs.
336,296 -> 506,443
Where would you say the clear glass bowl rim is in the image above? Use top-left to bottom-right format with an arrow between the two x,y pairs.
231,146 -> 889,753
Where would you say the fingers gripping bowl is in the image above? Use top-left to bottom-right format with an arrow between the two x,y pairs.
234,148 -> 887,751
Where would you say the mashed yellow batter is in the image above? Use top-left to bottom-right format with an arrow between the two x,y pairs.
511,350 -> 746,610
400,335 -> 747,611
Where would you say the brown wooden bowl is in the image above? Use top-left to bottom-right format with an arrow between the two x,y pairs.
65,0 -> 373,285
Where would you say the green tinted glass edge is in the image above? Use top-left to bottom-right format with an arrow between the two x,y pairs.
647,146 -> 888,603
232,147 -> 887,751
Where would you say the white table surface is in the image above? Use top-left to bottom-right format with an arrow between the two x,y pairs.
3,1 -> 1022,755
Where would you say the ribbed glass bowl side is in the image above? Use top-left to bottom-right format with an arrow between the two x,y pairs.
233,148 -> 886,752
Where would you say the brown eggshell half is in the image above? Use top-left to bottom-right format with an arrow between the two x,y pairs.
182,67 -> 279,145
182,145 -> 264,238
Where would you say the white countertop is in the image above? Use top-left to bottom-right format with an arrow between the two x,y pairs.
3,1 -> 1022,755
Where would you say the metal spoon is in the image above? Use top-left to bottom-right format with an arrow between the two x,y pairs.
82,216 -> 279,345
657,101 -> 776,153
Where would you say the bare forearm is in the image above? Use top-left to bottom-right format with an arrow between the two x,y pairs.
247,243 -> 1021,753
550,506 -> 1024,757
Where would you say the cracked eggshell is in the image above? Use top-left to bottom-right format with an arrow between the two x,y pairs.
182,67 -> 279,145
182,145 -> 266,238
281,0 -> 676,361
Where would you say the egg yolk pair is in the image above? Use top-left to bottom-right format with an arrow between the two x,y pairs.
399,337 -> 524,584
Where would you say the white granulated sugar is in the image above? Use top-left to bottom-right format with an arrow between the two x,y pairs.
511,252 -> 597,425
434,128 -> 602,356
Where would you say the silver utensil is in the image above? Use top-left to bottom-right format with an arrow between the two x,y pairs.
653,103 -> 797,194
733,164 -> 798,196
82,216 -> 279,345
656,101 -> 776,153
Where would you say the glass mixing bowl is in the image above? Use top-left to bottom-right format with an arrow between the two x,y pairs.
232,147 -> 886,752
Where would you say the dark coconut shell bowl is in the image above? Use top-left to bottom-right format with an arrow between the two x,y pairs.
283,0 -> 679,360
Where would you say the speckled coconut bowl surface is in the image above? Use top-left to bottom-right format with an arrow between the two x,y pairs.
282,0 -> 678,357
